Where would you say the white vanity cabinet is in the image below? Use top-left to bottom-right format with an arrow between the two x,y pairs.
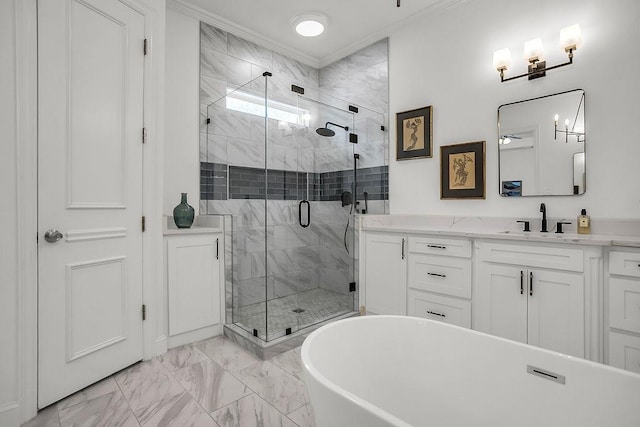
407,236 -> 472,328
474,241 -> 589,358
364,232 -> 407,315
163,220 -> 224,348
607,249 -> 640,374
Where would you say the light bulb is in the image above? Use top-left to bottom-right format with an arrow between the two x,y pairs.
524,38 -> 544,62
493,48 -> 512,71
554,114 -> 559,124
560,24 -> 582,52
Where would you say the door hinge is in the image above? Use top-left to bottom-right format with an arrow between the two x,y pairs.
141,216 -> 146,232
143,38 -> 148,55
142,127 -> 147,144
142,304 -> 147,321
349,282 -> 356,292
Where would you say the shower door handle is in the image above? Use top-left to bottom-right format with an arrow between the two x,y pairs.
299,200 -> 310,228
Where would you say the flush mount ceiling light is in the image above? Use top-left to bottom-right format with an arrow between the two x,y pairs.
493,24 -> 583,82
292,13 -> 327,37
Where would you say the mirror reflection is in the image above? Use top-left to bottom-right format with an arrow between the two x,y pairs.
498,89 -> 585,196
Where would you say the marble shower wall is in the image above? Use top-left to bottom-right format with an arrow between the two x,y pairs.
199,23 -> 388,329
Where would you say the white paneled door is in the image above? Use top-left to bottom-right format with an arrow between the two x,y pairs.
37,0 -> 145,407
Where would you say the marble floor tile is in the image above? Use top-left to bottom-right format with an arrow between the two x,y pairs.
210,394 -> 297,427
56,377 -> 120,411
22,404 -> 60,427
197,336 -> 260,372
269,347 -> 303,376
173,359 -> 252,413
287,403 -> 316,427
114,359 -> 186,424
232,361 -> 308,414
159,344 -> 210,372
140,392 -> 218,427
58,391 -> 139,427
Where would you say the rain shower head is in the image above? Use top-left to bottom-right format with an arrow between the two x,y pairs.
316,121 -> 349,137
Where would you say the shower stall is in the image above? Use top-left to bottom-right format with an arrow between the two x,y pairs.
201,73 -> 387,347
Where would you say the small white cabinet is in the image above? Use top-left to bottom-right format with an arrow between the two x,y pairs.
364,232 -> 407,315
167,234 -> 221,335
607,249 -> 640,373
475,241 -> 586,358
163,216 -> 224,348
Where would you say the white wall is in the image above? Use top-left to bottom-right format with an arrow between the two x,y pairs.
389,0 -> 640,219
164,9 -> 200,215
0,0 -> 20,424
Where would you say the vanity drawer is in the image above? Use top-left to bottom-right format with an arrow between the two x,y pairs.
477,242 -> 583,272
409,236 -> 472,258
609,251 -> 640,278
407,289 -> 471,328
609,331 -> 640,375
408,253 -> 472,299
609,277 -> 640,333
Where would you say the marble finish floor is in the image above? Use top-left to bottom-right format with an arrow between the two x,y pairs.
234,288 -> 353,341
23,337 -> 315,427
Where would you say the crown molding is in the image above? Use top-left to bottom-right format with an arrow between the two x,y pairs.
168,0 -> 321,68
169,0 -> 468,70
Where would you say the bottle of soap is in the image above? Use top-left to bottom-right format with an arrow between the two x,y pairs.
577,209 -> 591,234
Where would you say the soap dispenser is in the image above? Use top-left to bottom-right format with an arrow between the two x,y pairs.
577,209 -> 591,234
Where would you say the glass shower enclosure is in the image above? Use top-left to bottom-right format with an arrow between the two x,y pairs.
203,73 -> 385,341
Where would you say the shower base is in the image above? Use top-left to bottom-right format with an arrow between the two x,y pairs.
224,288 -> 358,359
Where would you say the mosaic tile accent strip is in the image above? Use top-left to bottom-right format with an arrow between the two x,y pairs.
228,166 -> 307,200
200,162 -> 228,200
309,165 -> 388,202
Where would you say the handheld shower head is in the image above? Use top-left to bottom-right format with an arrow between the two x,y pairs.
316,121 -> 349,137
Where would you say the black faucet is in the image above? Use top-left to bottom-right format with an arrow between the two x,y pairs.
540,203 -> 548,232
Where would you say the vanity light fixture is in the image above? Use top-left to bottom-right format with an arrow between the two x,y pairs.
493,24 -> 582,82
292,13 -> 327,37
554,114 -> 585,143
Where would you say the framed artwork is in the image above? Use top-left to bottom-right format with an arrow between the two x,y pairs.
396,106 -> 432,160
440,141 -> 486,199
501,180 -> 522,197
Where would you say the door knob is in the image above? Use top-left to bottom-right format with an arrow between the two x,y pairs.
44,229 -> 64,243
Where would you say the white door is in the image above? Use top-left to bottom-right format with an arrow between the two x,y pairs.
38,0 -> 145,407
474,263 -> 527,344
527,269 -> 584,357
364,233 -> 407,315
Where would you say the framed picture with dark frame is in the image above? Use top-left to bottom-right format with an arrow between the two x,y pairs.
396,106 -> 432,160
440,141 -> 486,199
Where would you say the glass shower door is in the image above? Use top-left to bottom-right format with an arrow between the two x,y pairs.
264,95 -> 357,341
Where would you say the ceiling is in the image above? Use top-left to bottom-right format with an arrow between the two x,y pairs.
171,0 -> 463,68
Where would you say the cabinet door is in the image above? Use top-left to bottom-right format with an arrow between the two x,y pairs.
474,263 -> 527,344
167,234 -> 221,335
609,331 -> 640,374
364,233 -> 407,315
527,269 -> 584,357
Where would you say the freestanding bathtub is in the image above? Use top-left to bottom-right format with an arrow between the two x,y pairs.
301,316 -> 640,427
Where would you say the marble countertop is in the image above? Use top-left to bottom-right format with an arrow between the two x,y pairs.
163,215 -> 223,236
360,215 -> 640,248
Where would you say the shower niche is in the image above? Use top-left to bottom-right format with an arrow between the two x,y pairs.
201,73 -> 388,347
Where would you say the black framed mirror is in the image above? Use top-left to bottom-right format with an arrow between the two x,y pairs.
498,89 -> 585,196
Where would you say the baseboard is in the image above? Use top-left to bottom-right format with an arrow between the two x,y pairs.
0,401 -> 20,427
167,324 -> 222,349
154,335 -> 168,358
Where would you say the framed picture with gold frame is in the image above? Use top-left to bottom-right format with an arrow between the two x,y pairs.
396,106 -> 432,160
440,141 -> 486,199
